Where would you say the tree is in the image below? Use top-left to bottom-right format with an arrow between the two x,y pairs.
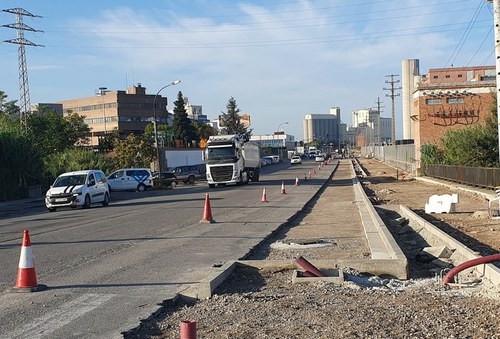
0,91 -> 19,117
113,133 -> 154,168
171,91 -> 197,147
26,107 -> 90,157
219,97 -> 252,138
195,122 -> 216,141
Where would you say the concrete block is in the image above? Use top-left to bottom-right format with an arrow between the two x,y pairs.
422,245 -> 454,259
292,269 -> 344,285
424,194 -> 458,214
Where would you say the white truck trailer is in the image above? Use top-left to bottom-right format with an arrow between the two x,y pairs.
203,135 -> 261,188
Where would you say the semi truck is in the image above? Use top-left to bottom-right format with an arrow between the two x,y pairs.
203,134 -> 261,188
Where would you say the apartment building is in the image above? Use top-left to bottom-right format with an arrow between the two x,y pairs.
58,84 -> 168,148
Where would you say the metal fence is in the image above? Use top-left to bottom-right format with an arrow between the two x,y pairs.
421,164 -> 500,190
360,144 -> 499,189
361,144 -> 417,174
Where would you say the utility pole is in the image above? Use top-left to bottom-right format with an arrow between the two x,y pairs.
2,8 -> 43,129
384,75 -> 401,145
488,0 -> 500,162
374,97 -> 384,145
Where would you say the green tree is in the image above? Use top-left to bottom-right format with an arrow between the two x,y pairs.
195,122 -> 215,141
112,133 -> 154,168
43,148 -> 113,181
171,91 -> 197,147
0,90 -> 19,117
26,108 -> 90,157
220,97 -> 252,138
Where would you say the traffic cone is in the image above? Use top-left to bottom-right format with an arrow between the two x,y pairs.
280,181 -> 287,194
295,177 -> 300,186
14,230 -> 44,292
200,193 -> 215,223
261,187 -> 268,202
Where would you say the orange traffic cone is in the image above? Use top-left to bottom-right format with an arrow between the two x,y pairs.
200,193 -> 215,223
280,181 -> 287,194
261,187 -> 268,202
14,230 -> 44,292
295,177 -> 300,186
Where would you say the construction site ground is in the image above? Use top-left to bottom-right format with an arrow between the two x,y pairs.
126,158 -> 500,339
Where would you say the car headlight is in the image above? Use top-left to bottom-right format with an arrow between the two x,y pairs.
72,190 -> 83,196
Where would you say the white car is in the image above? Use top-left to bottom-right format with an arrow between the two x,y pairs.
107,168 -> 153,191
291,155 -> 302,164
45,170 -> 110,212
315,154 -> 325,162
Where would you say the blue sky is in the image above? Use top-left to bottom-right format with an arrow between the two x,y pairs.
0,0 -> 494,140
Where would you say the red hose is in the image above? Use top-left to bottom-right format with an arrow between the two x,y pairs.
442,253 -> 500,285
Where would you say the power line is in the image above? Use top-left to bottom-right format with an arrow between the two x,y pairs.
444,0 -> 484,67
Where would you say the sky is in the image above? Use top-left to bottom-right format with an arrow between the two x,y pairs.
0,0 -> 495,140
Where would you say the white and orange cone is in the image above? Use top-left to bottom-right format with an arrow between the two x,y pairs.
261,187 -> 268,202
295,177 -> 300,186
280,181 -> 287,194
14,230 -> 44,292
200,193 -> 215,223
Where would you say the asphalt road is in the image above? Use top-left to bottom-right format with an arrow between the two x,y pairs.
0,159 -> 333,339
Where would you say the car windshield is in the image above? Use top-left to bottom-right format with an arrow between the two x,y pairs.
53,174 -> 87,187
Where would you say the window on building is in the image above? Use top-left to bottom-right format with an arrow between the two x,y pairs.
426,98 -> 441,105
445,75 -> 450,78
447,98 -> 464,104
433,75 -> 438,79
458,74 -> 463,78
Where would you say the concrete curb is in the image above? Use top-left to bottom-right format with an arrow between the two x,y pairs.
398,205 -> 500,285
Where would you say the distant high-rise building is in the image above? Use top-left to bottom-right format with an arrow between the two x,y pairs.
303,107 -> 340,147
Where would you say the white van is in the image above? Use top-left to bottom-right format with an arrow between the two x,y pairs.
107,168 -> 153,191
45,170 -> 110,212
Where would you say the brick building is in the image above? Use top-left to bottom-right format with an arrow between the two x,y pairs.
58,84 -> 168,148
412,66 -> 495,162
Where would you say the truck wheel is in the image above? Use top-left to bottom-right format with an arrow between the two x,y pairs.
48,207 -> 56,212
137,183 -> 147,191
252,173 -> 260,182
208,184 -> 216,188
188,175 -> 195,184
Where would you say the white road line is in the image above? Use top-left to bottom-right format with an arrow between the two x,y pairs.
4,293 -> 115,339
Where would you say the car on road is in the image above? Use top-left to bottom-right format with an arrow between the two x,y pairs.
168,165 -> 204,184
107,168 -> 153,191
153,172 -> 179,187
290,155 -> 302,164
45,170 -> 110,212
315,154 -> 325,162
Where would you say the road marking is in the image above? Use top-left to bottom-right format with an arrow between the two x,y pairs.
4,293 -> 114,339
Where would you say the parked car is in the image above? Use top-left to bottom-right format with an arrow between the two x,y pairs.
153,172 -> 179,187
107,168 -> 153,192
291,155 -> 302,164
315,154 -> 325,162
168,165 -> 204,184
45,170 -> 110,212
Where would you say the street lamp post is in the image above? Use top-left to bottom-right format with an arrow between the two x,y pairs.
276,121 -> 289,160
153,80 -> 181,177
